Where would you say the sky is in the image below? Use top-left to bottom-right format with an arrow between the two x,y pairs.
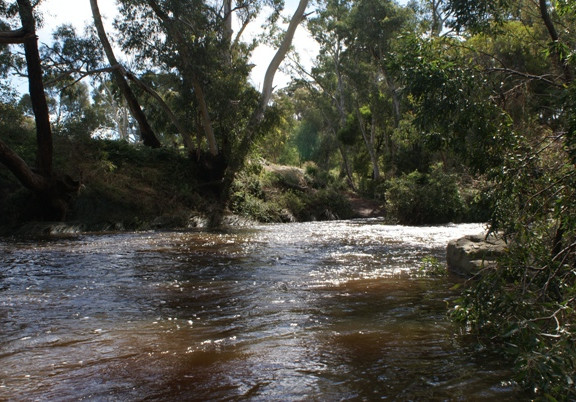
33,0 -> 408,90
35,0 -> 315,90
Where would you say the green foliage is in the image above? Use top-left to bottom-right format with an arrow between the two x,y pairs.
556,0 -> 576,25
452,258 -> 576,399
429,1 -> 576,398
282,187 -> 353,221
446,0 -> 514,32
453,129 -> 576,398
277,144 -> 300,166
294,120 -> 321,162
417,256 -> 447,277
385,163 -> 464,225
230,191 -> 280,223
391,34 -> 514,174
230,160 -> 352,222
337,113 -> 359,146
304,161 -> 338,189
459,182 -> 494,223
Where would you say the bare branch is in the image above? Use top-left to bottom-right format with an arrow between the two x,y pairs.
484,67 -> 562,87
44,65 -> 123,86
232,15 -> 252,48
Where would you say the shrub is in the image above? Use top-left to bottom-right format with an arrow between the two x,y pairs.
417,256 -> 447,277
385,163 -> 464,225
451,130 -> 576,400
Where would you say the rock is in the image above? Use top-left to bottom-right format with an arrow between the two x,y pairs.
264,163 -> 308,191
188,215 -> 209,228
446,233 -> 508,276
15,222 -> 85,236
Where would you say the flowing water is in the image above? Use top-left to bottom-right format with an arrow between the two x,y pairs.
0,220 -> 525,400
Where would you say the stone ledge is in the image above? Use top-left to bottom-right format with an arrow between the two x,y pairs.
446,233 -> 508,276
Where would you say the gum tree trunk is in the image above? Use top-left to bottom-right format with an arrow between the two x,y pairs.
90,0 -> 162,148
0,0 -> 79,220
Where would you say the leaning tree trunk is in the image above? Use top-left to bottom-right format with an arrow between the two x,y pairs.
537,0 -> 574,259
0,0 -> 79,220
18,0 -> 53,177
211,0 -> 310,226
90,0 -> 161,148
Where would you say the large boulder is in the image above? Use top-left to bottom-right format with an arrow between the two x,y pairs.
446,233 -> 508,276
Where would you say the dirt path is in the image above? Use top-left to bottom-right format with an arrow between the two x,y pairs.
346,192 -> 386,218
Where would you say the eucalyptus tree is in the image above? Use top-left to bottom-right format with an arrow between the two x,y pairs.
91,80 -> 133,141
24,0 -> 308,213
90,0 -> 161,147
345,0 -> 414,179
0,0 -> 79,219
109,0 -> 310,220
407,0 -> 453,36
304,0 -> 413,186
303,0 -> 366,188
41,0 -> 309,213
48,79 -> 102,138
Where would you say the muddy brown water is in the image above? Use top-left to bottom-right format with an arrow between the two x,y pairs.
0,220 -> 525,400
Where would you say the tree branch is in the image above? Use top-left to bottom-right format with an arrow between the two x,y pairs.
0,27 -> 35,44
232,15 -> 252,49
123,70 -> 196,151
146,0 -> 218,155
91,0 -> 161,148
44,65 -> 122,87
539,0 -> 572,83
0,138 -> 49,192
484,67 -> 562,87
257,0 -> 310,121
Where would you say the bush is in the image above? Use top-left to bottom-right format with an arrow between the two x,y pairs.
230,160 -> 352,223
385,163 -> 464,225
304,161 -> 338,189
230,167 -> 284,222
460,184 -> 494,223
451,131 -> 576,400
417,256 -> 447,277
230,191 -> 282,222
305,188 -> 353,220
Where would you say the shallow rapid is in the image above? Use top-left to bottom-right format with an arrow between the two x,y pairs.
0,220 -> 524,400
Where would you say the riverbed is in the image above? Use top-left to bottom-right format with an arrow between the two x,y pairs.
0,220 -> 524,400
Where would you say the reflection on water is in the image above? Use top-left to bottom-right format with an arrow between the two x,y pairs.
0,220 -> 523,400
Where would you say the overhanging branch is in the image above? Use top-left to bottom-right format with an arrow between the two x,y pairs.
0,138 -> 49,192
484,67 -> 562,87
0,27 -> 34,44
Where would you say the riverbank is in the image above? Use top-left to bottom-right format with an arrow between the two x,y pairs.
0,139 -> 386,235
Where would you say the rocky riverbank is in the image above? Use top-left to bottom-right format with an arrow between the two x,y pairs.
446,232 -> 508,276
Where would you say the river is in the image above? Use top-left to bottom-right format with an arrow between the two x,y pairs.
0,220 -> 525,400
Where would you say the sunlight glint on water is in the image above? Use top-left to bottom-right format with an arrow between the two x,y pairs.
0,220 -> 525,400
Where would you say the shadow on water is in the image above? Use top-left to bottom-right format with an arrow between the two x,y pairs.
0,221 -> 527,400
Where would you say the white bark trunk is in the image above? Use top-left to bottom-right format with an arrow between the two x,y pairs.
257,0 -> 309,118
